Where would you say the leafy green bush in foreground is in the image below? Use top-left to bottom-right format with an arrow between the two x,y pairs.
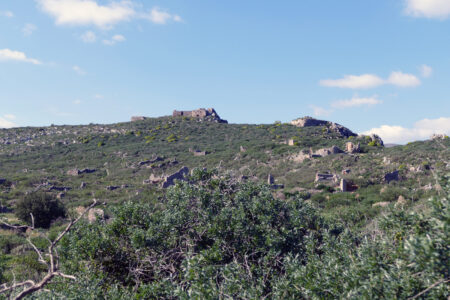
16,171 -> 449,299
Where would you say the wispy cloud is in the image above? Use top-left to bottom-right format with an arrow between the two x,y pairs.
94,94 -> 104,99
420,64 -> 432,78
331,96 -> 382,109
320,71 -> 421,89
320,74 -> 385,89
405,0 -> 450,19
143,7 -> 182,24
23,23 -> 37,36
103,34 -> 125,46
0,114 -> 17,128
73,99 -> 82,104
72,65 -> 86,75
0,10 -> 14,18
81,30 -> 97,43
363,117 -> 450,144
0,49 -> 42,65
387,71 -> 421,87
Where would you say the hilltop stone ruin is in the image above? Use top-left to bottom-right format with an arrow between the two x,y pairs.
173,108 -> 228,123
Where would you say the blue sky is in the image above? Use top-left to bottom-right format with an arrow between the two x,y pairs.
0,0 -> 449,143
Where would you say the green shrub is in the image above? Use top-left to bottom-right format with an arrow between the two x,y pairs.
60,173 -> 329,298
15,192 -> 66,228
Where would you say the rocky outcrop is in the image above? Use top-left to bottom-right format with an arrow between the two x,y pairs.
291,116 -> 328,127
131,116 -> 147,122
369,134 -> 384,146
430,133 -> 448,140
173,108 -> 228,123
345,142 -> 360,153
139,157 -> 163,166
290,116 -> 357,137
162,166 -> 189,188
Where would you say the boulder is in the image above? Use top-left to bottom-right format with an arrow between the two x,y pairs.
76,206 -> 105,224
384,170 -> 399,183
193,150 -> 207,156
106,185 -> 120,191
291,151 -> 310,163
340,179 -> 348,192
67,168 -> 80,176
240,146 -> 247,152
372,201 -> 391,208
267,174 -> 274,185
395,195 -> 407,207
345,142 -> 360,153
162,166 -> 189,188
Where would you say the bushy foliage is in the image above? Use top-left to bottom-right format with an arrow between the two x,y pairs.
59,171 -> 331,298
15,192 -> 66,228
52,173 -> 449,299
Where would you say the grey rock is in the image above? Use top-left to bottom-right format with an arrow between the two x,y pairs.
162,166 -> 189,188
384,170 -> 399,183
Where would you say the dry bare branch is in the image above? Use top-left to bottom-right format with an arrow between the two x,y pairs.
0,199 -> 98,300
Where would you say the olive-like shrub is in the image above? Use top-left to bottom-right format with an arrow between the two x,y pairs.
15,192 -> 65,228
59,169 -> 331,298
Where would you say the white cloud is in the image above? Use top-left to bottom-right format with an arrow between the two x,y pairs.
102,34 -> 125,45
320,71 -> 421,89
363,117 -> 450,144
81,30 -> 96,43
405,0 -> 450,19
320,74 -> 384,89
22,23 -> 37,36
387,71 -> 421,87
94,94 -> 104,99
37,0 -> 135,28
0,115 -> 16,128
143,7 -> 183,24
37,1 -> 182,29
0,49 -> 42,65
73,99 -> 81,104
420,64 -> 432,78
309,105 -> 332,117
72,65 -> 86,75
331,96 -> 382,108
0,10 -> 14,18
